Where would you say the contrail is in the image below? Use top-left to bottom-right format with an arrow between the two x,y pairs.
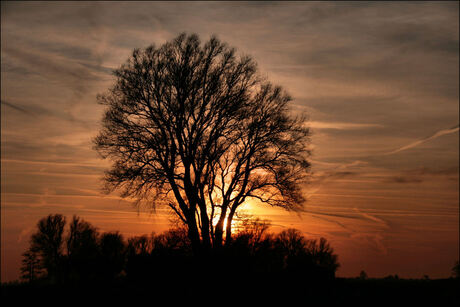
384,124 -> 459,155
308,124 -> 459,198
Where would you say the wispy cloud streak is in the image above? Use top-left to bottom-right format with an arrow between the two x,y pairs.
1,100 -> 31,114
384,124 -> 459,155
309,121 -> 383,130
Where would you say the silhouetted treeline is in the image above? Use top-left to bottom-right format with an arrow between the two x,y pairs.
20,214 -> 126,285
20,214 -> 339,287
5,213 -> 459,305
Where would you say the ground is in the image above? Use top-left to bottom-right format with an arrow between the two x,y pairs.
2,277 -> 459,305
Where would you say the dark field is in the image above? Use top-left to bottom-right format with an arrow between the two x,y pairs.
2,277 -> 459,305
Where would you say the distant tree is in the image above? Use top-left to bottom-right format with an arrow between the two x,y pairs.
275,229 -> 308,262
66,215 -> 99,281
274,229 -> 339,278
153,227 -> 191,253
305,237 -> 340,275
94,33 -> 311,254
20,248 -> 44,283
66,215 -> 99,257
229,216 -> 272,261
127,234 -> 155,256
99,232 -> 127,280
359,270 -> 368,280
29,214 -> 66,283
125,234 -> 156,281
236,217 -> 271,248
452,261 -> 460,279
274,228 -> 307,274
227,217 -> 277,274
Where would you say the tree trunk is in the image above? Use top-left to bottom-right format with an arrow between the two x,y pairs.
214,221 -> 224,248
225,208 -> 237,245
198,202 -> 212,251
186,212 -> 202,255
213,203 -> 229,248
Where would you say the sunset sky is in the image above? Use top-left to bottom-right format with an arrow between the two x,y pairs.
1,1 -> 458,282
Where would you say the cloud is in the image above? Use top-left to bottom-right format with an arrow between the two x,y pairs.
310,160 -> 367,181
1,98 -> 92,126
1,100 -> 31,114
309,214 -> 351,231
17,226 -> 35,244
409,166 -> 459,176
384,124 -> 459,155
385,176 -> 424,184
309,121 -> 383,130
351,233 -> 388,255
305,210 -> 361,221
3,44 -> 102,100
381,166 -> 459,184
353,208 -> 389,229
305,160 -> 369,196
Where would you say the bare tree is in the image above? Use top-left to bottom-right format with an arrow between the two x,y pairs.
99,232 -> 126,279
94,33 -> 311,254
275,229 -> 339,277
20,248 -> 44,283
452,261 -> 460,279
237,216 -> 272,248
66,215 -> 99,281
127,234 -> 155,256
305,237 -> 340,275
66,215 -> 99,259
276,228 -> 308,260
30,214 -> 66,282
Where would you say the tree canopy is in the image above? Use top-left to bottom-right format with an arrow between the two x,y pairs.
94,33 -> 311,253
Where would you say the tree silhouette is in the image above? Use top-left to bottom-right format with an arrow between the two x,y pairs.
127,234 -> 155,256
452,261 -> 460,279
20,248 -> 44,283
20,213 -> 342,294
66,215 -> 99,282
99,232 -> 126,280
225,217 -> 277,274
29,214 -> 66,283
274,229 -> 339,278
94,33 -> 311,254
125,234 -> 155,281
234,217 -> 272,251
304,237 -> 340,278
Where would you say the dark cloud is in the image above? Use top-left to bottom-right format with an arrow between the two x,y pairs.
407,166 -> 459,177
1,100 -> 31,114
379,22 -> 459,55
272,2 -> 459,102
312,170 -> 358,183
3,45 -> 101,100
306,210 -> 361,221
385,176 -> 424,184
1,98 -> 92,126
381,166 -> 459,185
306,95 -> 403,123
